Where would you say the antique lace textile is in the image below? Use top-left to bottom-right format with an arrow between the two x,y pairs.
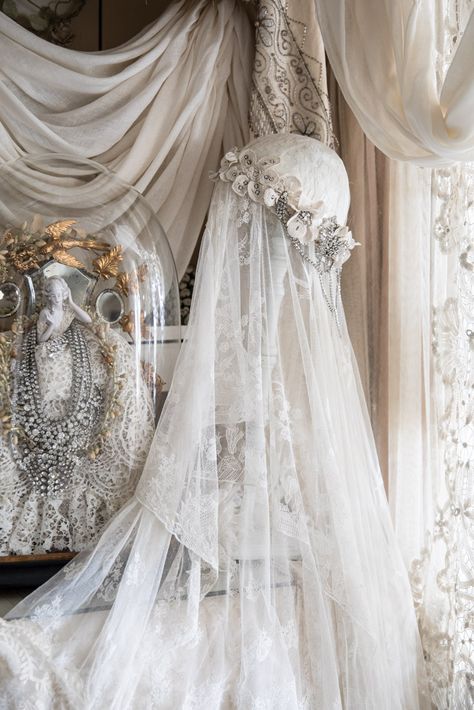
249,0 -> 333,146
0,316 -> 154,555
0,0 -> 252,277
319,2 -> 474,705
404,2 -> 474,706
0,134 -> 427,709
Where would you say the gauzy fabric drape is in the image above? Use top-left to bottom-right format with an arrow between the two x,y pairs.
323,1 -> 474,705
314,0 -> 474,165
0,0 -> 253,277
0,133 -> 428,710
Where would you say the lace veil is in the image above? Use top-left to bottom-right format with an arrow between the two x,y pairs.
0,134 -> 427,709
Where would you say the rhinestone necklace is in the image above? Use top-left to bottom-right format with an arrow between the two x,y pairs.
276,193 -> 342,331
11,321 -> 104,497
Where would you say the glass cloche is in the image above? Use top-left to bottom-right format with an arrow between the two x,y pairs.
0,154 -> 180,557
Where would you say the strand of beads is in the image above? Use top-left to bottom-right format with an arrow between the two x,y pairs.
11,321 -> 104,497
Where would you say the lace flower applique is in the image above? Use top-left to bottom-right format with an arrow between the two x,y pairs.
212,147 -> 359,275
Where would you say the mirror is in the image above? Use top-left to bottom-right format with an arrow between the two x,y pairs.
0,282 -> 21,318
95,289 -> 125,324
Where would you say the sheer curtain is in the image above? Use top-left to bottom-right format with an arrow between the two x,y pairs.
0,0 -> 253,277
315,0 -> 474,164
317,0 -> 474,705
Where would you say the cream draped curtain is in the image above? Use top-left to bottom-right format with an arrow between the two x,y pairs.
318,0 -> 474,705
0,0 -> 253,277
315,0 -> 474,165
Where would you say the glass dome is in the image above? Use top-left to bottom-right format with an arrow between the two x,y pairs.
0,153 -> 180,557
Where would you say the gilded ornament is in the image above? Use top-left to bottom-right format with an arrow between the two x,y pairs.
0,218 -> 112,278
115,271 -> 131,296
141,361 -> 165,392
51,250 -> 86,270
93,246 -> 124,279
44,219 -> 78,240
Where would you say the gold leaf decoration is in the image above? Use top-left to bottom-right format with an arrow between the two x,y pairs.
11,248 -> 41,273
119,312 -> 134,336
44,219 -> 77,240
52,250 -> 86,270
141,362 -> 165,392
57,237 -> 110,251
115,271 -> 131,296
93,246 -> 124,279
137,263 -> 148,281
118,310 -> 150,338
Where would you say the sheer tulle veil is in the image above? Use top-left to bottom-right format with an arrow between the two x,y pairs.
0,134 -> 428,709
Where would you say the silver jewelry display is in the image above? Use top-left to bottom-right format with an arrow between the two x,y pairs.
11,321 -> 104,497
275,193 -> 343,329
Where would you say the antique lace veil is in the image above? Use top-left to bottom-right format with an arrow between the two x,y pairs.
0,134 -> 427,709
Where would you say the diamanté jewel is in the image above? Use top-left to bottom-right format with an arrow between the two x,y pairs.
11,321 -> 104,497
212,147 -> 359,324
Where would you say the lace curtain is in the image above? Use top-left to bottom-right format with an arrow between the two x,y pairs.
0,0 -> 253,277
318,0 -> 474,704
409,4 -> 474,705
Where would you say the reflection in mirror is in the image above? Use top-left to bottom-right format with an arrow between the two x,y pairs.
0,282 -> 21,318
36,262 -> 94,308
96,289 -> 125,324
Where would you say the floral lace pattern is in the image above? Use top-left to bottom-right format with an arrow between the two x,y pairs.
411,160 -> 474,709
409,4 -> 474,706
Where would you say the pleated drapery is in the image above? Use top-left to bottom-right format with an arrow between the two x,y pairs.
0,0 -> 253,277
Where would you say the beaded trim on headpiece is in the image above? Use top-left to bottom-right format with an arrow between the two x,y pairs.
212,147 -> 359,275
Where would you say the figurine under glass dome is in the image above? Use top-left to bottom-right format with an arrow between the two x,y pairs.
0,169 -> 179,557
0,155 -> 179,557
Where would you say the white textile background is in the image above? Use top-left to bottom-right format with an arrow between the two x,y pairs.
319,0 -> 474,704
0,0 -> 253,277
315,0 -> 474,165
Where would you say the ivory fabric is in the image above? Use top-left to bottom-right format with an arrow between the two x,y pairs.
249,0 -> 333,146
315,0 -> 474,165
326,2 -> 474,705
0,134 -> 428,710
0,0 -> 253,277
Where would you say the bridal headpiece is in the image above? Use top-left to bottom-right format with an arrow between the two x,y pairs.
213,147 -> 359,274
